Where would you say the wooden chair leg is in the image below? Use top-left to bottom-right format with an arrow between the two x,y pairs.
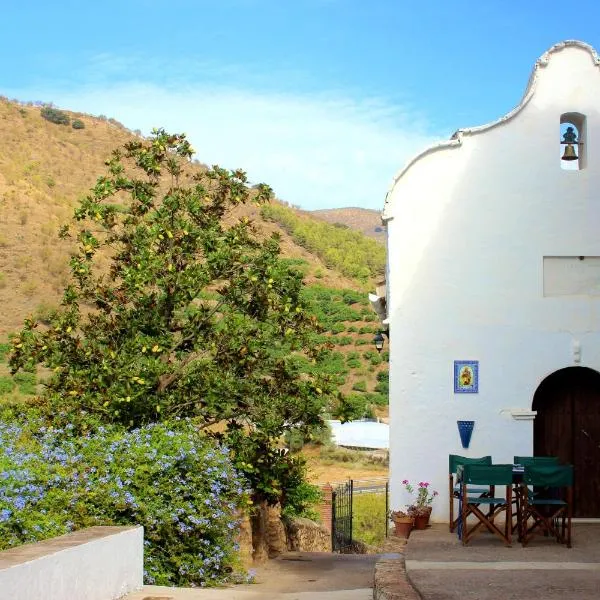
449,475 -> 454,533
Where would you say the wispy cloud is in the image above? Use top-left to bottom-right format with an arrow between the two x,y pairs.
7,66 -> 440,210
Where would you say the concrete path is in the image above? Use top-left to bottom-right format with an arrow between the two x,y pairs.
124,552 -> 377,600
405,523 -> 600,600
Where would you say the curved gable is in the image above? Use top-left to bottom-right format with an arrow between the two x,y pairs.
382,40 -> 600,222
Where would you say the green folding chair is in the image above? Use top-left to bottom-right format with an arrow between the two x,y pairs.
519,464 -> 573,548
460,464 -> 513,546
513,456 -> 560,537
449,454 -> 492,533
514,456 -> 560,467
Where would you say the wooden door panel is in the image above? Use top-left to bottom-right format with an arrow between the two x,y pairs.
533,367 -> 600,518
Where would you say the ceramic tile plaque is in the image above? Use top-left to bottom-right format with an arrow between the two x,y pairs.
454,360 -> 479,393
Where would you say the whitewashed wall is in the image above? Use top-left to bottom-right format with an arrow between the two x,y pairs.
383,41 -> 600,521
0,526 -> 143,600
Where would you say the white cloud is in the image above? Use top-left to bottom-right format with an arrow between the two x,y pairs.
9,81 -> 439,210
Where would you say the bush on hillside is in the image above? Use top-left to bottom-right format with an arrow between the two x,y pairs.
0,415 -> 246,587
40,106 -> 70,126
71,119 -> 85,130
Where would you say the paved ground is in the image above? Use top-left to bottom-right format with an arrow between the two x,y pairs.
124,552 -> 378,600
405,523 -> 600,600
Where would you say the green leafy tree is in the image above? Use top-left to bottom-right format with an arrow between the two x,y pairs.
10,129 -> 335,506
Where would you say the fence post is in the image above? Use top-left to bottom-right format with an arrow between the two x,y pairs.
319,483 -> 333,533
385,480 -> 389,538
349,479 -> 354,549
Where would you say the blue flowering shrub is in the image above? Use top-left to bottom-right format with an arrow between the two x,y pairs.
0,414 -> 246,587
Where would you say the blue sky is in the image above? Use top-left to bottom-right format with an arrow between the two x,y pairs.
3,1 -> 600,210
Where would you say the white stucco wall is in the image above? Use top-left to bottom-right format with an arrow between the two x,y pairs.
0,526 -> 143,600
384,41 -> 600,520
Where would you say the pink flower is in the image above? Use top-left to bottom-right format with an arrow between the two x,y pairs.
402,479 -> 409,485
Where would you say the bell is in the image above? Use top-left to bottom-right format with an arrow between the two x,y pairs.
561,144 -> 578,161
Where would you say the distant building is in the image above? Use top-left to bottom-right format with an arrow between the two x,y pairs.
383,41 -> 600,520
328,419 -> 389,450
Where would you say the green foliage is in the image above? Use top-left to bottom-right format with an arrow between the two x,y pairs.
13,372 -> 36,395
0,376 -> 15,394
363,350 -> 383,366
0,417 -> 246,586
261,204 -> 385,283
352,380 -> 367,392
10,129 -> 335,507
71,119 -> 85,130
40,105 -> 70,126
359,325 -> 378,334
302,285 -> 364,330
354,338 -> 369,346
375,370 -> 389,394
280,479 -> 322,521
353,490 -> 387,546
335,392 -> 372,421
0,343 -> 11,361
364,392 -> 388,406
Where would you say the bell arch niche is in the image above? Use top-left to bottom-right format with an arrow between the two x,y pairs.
532,366 -> 600,516
560,112 -> 586,170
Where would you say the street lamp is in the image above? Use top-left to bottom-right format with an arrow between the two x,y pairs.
373,331 -> 386,353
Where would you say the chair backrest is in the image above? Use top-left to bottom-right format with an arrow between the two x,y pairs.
523,464 -> 573,487
449,454 -> 492,474
514,456 -> 560,467
461,464 -> 513,486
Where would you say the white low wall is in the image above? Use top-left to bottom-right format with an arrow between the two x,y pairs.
0,526 -> 143,600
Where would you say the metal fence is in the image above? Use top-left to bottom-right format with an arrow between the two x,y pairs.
331,478 -> 389,553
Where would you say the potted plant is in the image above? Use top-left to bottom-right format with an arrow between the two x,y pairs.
389,509 -> 413,538
402,479 -> 439,530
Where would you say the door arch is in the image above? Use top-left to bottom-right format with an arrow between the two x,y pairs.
532,366 -> 600,517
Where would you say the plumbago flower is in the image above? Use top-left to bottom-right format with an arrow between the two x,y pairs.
0,412 -> 249,587
401,479 -> 439,516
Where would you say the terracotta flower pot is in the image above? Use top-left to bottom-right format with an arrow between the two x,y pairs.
392,515 -> 413,538
411,507 -> 432,530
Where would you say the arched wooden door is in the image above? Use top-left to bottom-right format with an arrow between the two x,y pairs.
532,366 -> 600,517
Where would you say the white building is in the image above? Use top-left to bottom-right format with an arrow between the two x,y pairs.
384,41 -> 600,521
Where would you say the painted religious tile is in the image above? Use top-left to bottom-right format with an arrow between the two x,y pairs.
454,360 -> 479,394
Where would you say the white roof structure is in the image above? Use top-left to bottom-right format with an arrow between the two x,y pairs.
327,419 -> 389,450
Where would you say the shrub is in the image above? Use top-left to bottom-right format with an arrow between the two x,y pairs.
40,106 -> 70,126
0,343 -> 11,361
71,119 -> 85,130
352,380 -> 367,392
0,376 -> 15,395
0,418 -> 246,587
375,370 -> 389,394
12,372 -> 36,395
281,480 -> 322,521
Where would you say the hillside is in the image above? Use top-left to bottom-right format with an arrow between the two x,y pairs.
0,97 -> 388,418
311,207 -> 385,243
